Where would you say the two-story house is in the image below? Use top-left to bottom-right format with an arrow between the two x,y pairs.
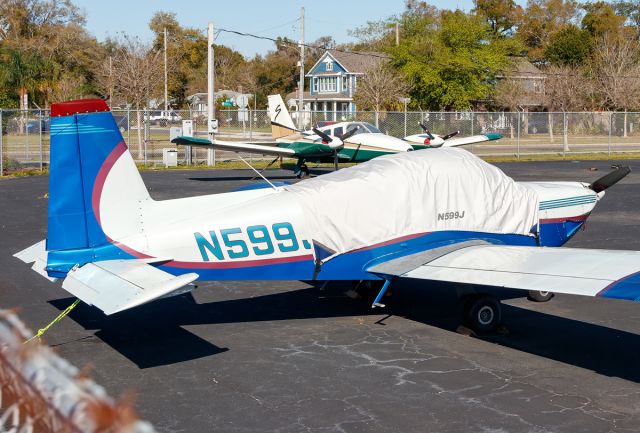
287,50 -> 387,121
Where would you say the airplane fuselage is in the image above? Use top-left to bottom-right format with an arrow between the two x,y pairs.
46,157 -> 598,284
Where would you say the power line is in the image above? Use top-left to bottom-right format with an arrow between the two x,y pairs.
217,28 -> 390,59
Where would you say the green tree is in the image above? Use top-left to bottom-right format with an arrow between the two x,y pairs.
391,9 -> 519,110
474,0 -> 524,37
544,25 -> 593,65
582,1 -> 626,38
148,11 -> 210,107
517,0 -> 580,62
0,0 -> 98,107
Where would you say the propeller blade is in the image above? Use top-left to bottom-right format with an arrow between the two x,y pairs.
338,125 -> 360,142
589,166 -> 630,193
312,127 -> 332,144
441,131 -> 460,140
333,150 -> 339,171
418,122 -> 434,139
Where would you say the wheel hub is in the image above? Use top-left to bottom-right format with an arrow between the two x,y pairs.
477,306 -> 494,325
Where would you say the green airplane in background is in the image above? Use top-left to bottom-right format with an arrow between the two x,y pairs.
172,94 -> 502,177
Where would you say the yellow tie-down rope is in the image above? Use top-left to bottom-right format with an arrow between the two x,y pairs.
24,299 -> 81,344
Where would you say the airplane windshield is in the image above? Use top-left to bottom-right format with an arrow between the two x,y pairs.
362,123 -> 381,133
346,122 -> 382,135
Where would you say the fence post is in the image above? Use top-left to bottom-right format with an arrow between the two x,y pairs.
25,109 -> 29,162
608,111 -> 612,157
471,111 -> 474,136
563,111 -> 567,156
144,109 -> 148,166
517,111 -> 521,159
39,109 -> 43,170
404,109 -> 407,138
0,109 -> 3,176
127,108 -> 131,146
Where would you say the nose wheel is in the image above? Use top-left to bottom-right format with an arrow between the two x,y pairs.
462,295 -> 502,333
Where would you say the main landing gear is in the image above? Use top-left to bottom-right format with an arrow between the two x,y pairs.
295,158 -> 310,178
461,290 -> 554,333
462,294 -> 502,333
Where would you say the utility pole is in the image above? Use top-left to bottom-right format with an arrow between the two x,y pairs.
395,22 -> 400,46
207,22 -> 216,166
164,27 -> 168,111
298,6 -> 305,130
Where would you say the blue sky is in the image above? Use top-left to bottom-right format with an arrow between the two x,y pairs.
74,0 -> 480,58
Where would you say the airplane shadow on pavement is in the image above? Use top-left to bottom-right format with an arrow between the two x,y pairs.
50,280 -> 640,381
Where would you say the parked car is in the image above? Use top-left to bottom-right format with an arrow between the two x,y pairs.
6,117 -> 49,134
148,110 -> 182,126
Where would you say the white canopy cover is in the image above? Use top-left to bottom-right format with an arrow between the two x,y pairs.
286,148 -> 539,258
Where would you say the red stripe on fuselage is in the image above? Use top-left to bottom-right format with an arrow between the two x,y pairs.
539,213 -> 590,224
167,254 -> 315,269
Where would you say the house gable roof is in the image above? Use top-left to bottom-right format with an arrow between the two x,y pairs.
509,57 -> 545,78
306,50 -> 389,77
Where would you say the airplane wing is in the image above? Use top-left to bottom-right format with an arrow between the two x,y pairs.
367,242 -> 640,301
62,259 -> 199,315
171,136 -> 297,157
441,133 -> 502,148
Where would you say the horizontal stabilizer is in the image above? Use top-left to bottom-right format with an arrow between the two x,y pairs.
62,259 -> 198,315
14,240 -> 57,282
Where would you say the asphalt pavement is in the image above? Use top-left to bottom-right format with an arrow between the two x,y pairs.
1,158 -> 639,433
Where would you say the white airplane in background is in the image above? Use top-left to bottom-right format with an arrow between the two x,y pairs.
16,99 -> 640,334
403,122 -> 503,148
172,95 -> 503,177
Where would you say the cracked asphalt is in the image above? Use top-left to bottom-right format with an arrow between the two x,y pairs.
1,158 -> 639,433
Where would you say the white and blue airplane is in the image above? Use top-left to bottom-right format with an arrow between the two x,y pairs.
15,99 -> 640,332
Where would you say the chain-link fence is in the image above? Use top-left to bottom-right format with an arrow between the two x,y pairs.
3,109 -> 640,175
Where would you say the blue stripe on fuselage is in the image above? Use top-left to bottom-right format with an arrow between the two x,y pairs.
45,220 -> 579,281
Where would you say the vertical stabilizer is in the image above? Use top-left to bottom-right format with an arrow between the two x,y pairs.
48,99 -> 149,252
268,94 -> 298,139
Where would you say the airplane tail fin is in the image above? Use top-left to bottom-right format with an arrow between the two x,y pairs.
47,99 -> 150,253
268,94 -> 298,139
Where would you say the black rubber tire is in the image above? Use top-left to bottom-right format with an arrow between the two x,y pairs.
464,295 -> 502,333
527,290 -> 554,302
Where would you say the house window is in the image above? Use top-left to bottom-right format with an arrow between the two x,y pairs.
343,76 -> 348,91
326,61 -> 333,71
318,77 -> 337,93
313,77 -> 318,92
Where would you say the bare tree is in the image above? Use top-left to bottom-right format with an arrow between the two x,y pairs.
544,64 -> 590,149
94,36 -> 163,158
353,62 -> 409,118
590,34 -> 640,137
493,77 -> 526,138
